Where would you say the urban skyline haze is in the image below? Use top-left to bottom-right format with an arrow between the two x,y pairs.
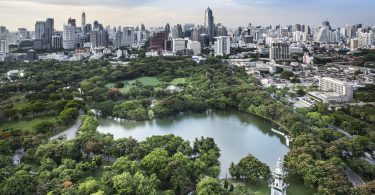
0,0 -> 374,30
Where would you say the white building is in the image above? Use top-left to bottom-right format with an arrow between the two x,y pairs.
187,40 -> 201,55
350,38 -> 359,50
172,38 -> 186,52
63,23 -> 76,49
310,77 -> 354,103
214,36 -> 230,56
0,39 -> 9,54
358,31 -> 374,48
270,158 -> 288,195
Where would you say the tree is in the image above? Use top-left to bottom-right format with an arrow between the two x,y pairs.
1,170 -> 37,195
230,155 -> 271,183
280,71 -> 294,80
78,179 -> 100,195
196,177 -> 225,195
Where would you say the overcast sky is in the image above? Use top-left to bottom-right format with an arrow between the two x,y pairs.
0,0 -> 374,31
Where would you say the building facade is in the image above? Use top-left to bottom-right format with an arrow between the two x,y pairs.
270,42 -> 290,62
214,36 -> 230,56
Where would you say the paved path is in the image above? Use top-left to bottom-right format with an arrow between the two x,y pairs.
346,168 -> 366,187
50,117 -> 82,141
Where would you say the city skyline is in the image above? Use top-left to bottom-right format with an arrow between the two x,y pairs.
0,0 -> 375,31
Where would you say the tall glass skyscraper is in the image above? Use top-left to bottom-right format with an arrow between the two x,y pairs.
204,7 -> 214,43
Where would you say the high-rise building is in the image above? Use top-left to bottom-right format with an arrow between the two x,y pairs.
204,7 -> 214,43
191,25 -> 205,42
270,42 -> 290,62
172,24 -> 183,38
165,23 -> 171,34
350,38 -> 359,50
149,31 -> 168,51
52,35 -> 63,50
45,18 -> 54,49
0,39 -> 9,54
82,12 -> 86,30
68,18 -> 76,27
187,40 -> 201,55
63,23 -> 76,49
216,23 -> 228,36
214,36 -> 230,56
35,21 -> 45,39
123,27 -> 134,47
172,38 -> 186,52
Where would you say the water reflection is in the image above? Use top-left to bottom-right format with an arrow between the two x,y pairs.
97,111 -> 289,178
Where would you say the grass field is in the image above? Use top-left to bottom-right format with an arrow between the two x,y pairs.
106,76 -> 162,93
0,115 -> 56,132
170,78 -> 187,85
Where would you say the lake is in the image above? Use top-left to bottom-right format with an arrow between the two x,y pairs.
97,111 -> 289,178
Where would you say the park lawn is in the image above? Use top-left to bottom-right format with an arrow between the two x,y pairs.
0,115 -> 56,132
170,78 -> 187,85
106,76 -> 162,93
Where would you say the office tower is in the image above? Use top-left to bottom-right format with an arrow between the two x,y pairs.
184,23 -> 195,32
165,23 -> 171,33
68,18 -> 76,27
191,25 -> 205,42
84,24 -> 92,34
216,23 -> 228,36
0,39 -> 9,54
123,27 -> 134,47
82,12 -> 86,30
214,36 -> 230,56
45,18 -> 54,49
172,24 -> 183,38
319,77 -> 354,102
187,40 -> 201,55
63,23 -> 76,49
115,28 -> 123,48
52,35 -> 62,49
270,42 -> 290,62
149,31 -> 168,51
35,21 -> 45,39
358,31 -> 373,48
204,7 -> 214,43
172,38 -> 186,52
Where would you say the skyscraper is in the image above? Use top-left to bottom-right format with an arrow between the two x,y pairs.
214,36 -> 230,56
165,23 -> 171,34
172,24 -> 183,38
63,23 -> 76,49
45,18 -> 54,49
35,21 -> 45,39
82,12 -> 86,30
204,7 -> 214,43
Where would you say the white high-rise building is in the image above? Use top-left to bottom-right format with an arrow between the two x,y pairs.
172,38 -> 186,52
63,23 -> 76,49
214,36 -> 230,56
0,39 -> 9,54
35,21 -> 45,39
187,40 -> 201,55
350,38 -> 359,50
358,31 -> 374,48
